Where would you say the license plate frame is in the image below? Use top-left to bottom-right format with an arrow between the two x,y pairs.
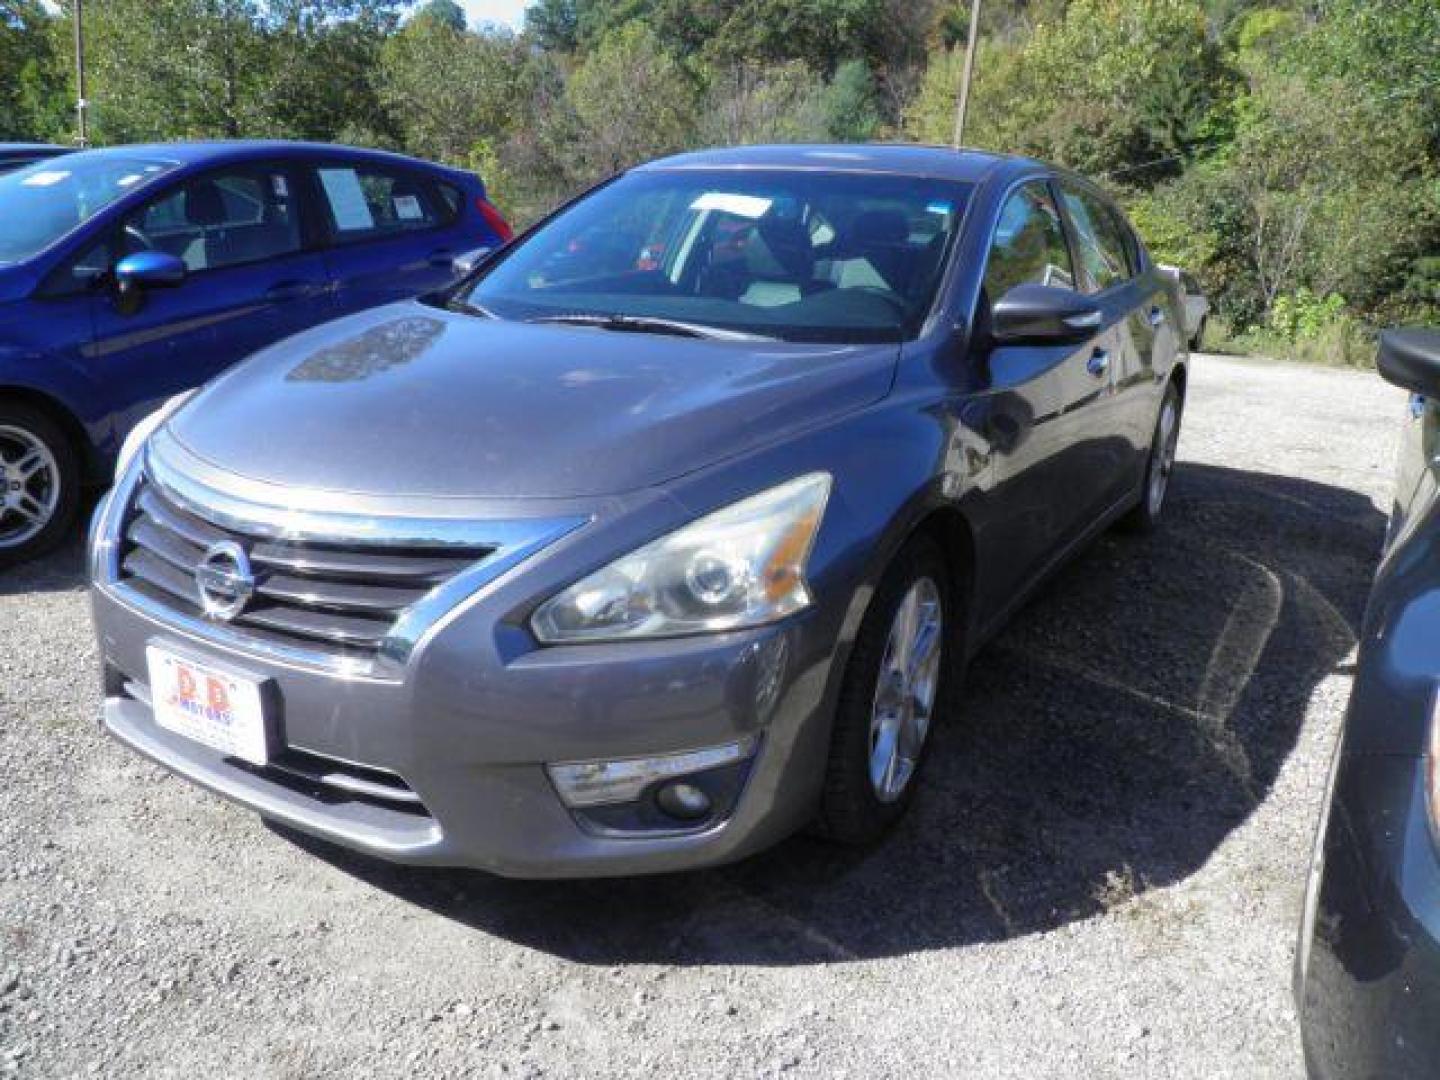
145,643 -> 273,767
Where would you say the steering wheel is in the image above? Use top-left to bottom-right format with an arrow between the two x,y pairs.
123,224 -> 154,252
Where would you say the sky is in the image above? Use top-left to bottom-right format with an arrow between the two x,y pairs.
457,0 -> 529,30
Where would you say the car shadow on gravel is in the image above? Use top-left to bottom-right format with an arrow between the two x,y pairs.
0,533 -> 88,597
285,461 -> 1385,964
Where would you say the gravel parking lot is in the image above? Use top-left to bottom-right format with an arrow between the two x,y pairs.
0,354 -> 1404,1078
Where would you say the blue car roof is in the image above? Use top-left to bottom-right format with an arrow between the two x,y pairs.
0,143 -> 66,152
46,140 -> 472,178
640,143 -> 1037,183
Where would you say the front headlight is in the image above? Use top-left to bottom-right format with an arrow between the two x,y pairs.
532,473 -> 832,643
114,391 -> 194,478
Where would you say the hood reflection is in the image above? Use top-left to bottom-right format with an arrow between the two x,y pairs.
286,316 -> 446,384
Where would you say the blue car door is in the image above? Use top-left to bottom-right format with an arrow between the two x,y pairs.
87,161 -> 331,442
307,157 -> 465,316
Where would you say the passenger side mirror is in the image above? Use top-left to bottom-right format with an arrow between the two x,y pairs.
115,251 -> 187,291
452,246 -> 495,278
991,283 -> 1103,346
1376,329 -> 1440,399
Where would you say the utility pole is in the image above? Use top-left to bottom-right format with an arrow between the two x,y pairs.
951,0 -> 982,149
73,0 -> 89,147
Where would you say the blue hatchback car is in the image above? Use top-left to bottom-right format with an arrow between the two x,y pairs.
0,140 -> 511,565
0,143 -> 72,175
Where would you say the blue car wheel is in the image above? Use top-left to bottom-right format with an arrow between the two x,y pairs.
0,402 -> 80,568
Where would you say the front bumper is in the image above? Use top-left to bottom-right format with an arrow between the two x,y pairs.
1297,754 -> 1440,1078
93,573 -> 841,877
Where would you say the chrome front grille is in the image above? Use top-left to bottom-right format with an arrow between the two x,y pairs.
117,476 -> 493,661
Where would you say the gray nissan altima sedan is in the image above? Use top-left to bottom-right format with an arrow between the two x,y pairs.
89,145 -> 1187,877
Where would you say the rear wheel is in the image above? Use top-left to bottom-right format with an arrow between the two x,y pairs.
1190,316 -> 1206,351
1119,381 -> 1182,534
817,536 -> 953,845
0,402 -> 81,569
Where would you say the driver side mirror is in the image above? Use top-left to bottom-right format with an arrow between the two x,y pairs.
115,251 -> 187,292
1376,329 -> 1440,399
991,283 -> 1104,346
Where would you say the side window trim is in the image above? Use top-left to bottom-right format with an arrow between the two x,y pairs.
1046,177 -> 1086,294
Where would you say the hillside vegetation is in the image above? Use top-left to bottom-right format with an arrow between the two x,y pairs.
2,0 -> 1436,359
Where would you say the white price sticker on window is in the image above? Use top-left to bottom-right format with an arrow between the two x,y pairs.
318,168 -> 374,231
393,194 -> 423,221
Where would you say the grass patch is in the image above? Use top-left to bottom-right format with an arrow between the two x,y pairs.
1204,316 -> 1377,368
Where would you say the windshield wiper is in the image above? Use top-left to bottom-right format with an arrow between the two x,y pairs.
527,313 -> 773,342
444,296 -> 500,319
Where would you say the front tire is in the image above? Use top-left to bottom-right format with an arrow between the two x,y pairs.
0,402 -> 81,569
1119,381 -> 1182,534
817,536 -> 953,845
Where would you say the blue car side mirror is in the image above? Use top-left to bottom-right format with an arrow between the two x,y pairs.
115,251 -> 188,291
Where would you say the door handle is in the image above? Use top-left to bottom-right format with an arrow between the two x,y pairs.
265,280 -> 318,302
427,249 -> 454,268
1148,306 -> 1166,328
1087,348 -> 1111,378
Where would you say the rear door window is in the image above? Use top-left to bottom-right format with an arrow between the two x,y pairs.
125,167 -> 303,273
1057,184 -> 1132,293
315,164 -> 445,242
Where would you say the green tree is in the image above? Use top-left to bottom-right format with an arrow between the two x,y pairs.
413,0 -> 465,31
71,0 -> 398,143
565,22 -> 698,177
699,62 -> 830,145
524,0 -> 578,50
816,58 -> 883,141
378,15 -> 525,164
0,1 -> 68,141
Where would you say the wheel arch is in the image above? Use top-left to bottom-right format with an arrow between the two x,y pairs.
0,385 -> 101,483
831,491 -> 982,677
1170,359 -> 1188,403
910,503 -> 978,631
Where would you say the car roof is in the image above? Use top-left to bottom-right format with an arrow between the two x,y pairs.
41,139 -> 464,175
638,143 -> 1039,184
0,143 -> 67,153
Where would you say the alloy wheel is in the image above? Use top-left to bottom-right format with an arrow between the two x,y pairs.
868,576 -> 944,803
1147,396 -> 1179,518
0,425 -> 61,550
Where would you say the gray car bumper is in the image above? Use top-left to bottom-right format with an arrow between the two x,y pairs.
92,580 -> 842,879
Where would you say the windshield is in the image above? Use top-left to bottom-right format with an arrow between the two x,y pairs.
0,155 -> 176,265
464,169 -> 972,343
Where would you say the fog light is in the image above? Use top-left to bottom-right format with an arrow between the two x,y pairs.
657,781 -> 712,821
547,737 -> 756,809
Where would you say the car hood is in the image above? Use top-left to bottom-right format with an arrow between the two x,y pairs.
170,302 -> 898,500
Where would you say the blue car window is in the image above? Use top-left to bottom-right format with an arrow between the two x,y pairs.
126,168 -> 302,273
0,155 -> 175,265
317,165 -> 443,241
